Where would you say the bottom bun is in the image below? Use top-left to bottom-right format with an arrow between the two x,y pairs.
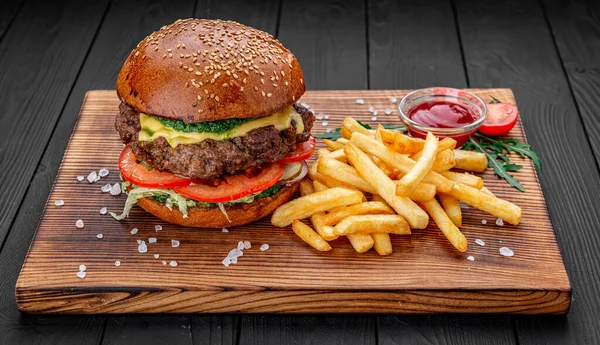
136,184 -> 299,228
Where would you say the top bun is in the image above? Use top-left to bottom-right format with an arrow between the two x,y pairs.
116,19 -> 305,123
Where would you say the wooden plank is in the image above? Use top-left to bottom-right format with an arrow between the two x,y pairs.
455,0 -> 600,344
191,315 -> 239,345
277,0 -> 368,90
15,89 -> 569,315
0,0 -> 22,40
368,0 -> 467,89
0,0 -> 110,343
368,1 -> 514,343
238,315 -> 375,345
103,315 -> 193,345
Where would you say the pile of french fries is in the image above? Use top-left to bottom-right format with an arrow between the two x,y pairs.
271,117 -> 522,255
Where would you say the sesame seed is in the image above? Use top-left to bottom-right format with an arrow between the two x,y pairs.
261,91 -> 266,96
167,49 -> 172,52
169,53 -> 173,58
267,93 -> 272,97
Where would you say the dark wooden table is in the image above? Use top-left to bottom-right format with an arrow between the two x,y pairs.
1,0 -> 599,343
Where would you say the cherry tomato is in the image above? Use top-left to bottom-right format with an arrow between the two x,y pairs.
280,136 -> 316,164
479,103 -> 519,136
118,147 -> 192,188
174,163 -> 285,203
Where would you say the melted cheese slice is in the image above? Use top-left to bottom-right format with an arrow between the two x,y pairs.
138,105 -> 304,147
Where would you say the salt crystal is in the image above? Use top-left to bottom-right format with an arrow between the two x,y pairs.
76,271 -> 86,279
481,219 -> 487,225
499,247 -> 514,257
467,256 -> 475,261
153,254 -> 160,259
231,256 -> 238,264
371,117 -> 378,121
222,228 -> 229,233
368,106 -> 375,113
137,239 -> 142,244
87,171 -> 98,183
260,244 -> 269,251
237,241 -> 245,250
384,108 -> 392,115
316,115 -> 324,120
79,264 -> 86,272
77,175 -> 85,181
155,225 -> 162,232
100,207 -> 107,215
130,228 -> 138,235
475,239 -> 486,246
110,183 -> 121,196
115,261 -> 121,266
75,219 -> 84,228
169,260 -> 178,267
390,97 -> 398,103
325,128 -> 333,133
138,241 -> 147,253
373,111 -> 378,116
301,103 -> 309,108
496,218 -> 504,226
222,257 -> 232,267
243,241 -> 251,249
98,168 -> 109,177
324,115 -> 329,120
96,234 -> 103,239
171,240 -> 180,248
54,200 -> 64,206
148,237 -> 157,244
101,184 -> 111,193
322,121 -> 328,126
356,99 -> 365,104
162,260 -> 167,265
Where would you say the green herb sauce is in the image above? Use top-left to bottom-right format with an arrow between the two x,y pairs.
152,184 -> 282,207
155,116 -> 253,134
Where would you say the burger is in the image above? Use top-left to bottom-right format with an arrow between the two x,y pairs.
111,19 -> 315,227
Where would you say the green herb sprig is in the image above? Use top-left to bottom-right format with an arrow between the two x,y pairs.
314,122 -> 406,140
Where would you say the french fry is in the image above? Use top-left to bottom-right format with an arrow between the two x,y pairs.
334,215 -> 411,235
323,139 -> 344,151
318,158 -> 377,194
418,199 -> 467,252
438,193 -> 462,227
299,179 -> 314,196
453,149 -> 488,172
350,133 -> 454,193
411,137 -> 457,161
431,149 -> 455,172
292,220 -> 332,251
441,171 -> 484,189
317,148 -> 332,159
271,187 -> 364,227
312,180 -> 328,192
372,156 -> 394,176
372,233 -> 393,256
321,201 -> 394,225
408,182 -> 436,201
341,126 -> 353,140
327,149 -> 347,163
344,142 -> 429,229
379,127 -> 425,153
342,117 -> 372,139
396,132 -> 439,196
336,138 -> 350,145
480,186 -> 495,196
449,183 -> 521,225
347,234 -> 375,253
308,160 -> 352,189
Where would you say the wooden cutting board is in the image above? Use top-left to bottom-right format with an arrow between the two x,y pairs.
15,89 -> 570,314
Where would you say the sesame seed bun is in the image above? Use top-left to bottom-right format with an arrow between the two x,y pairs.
116,19 -> 305,123
136,183 -> 298,228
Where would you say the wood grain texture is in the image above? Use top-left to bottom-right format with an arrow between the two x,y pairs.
103,315 -> 193,345
15,89 -> 570,315
0,0 -> 22,41
278,0 -> 368,90
368,0 -> 467,89
455,0 -> 600,343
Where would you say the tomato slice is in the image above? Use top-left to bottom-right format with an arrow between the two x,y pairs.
118,147 -> 192,188
174,163 -> 285,203
479,103 -> 519,136
280,136 -> 316,164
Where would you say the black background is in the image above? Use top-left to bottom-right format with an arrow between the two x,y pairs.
1,0 -> 599,344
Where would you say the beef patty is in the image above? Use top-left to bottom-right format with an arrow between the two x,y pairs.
115,103 -> 314,179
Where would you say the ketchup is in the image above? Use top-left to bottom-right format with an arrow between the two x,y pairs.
407,100 -> 479,146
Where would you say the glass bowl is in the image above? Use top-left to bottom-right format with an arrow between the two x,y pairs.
398,87 -> 487,147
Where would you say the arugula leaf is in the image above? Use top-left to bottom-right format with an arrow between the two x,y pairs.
474,133 -> 543,172
489,96 -> 501,104
356,120 -> 372,130
314,128 -> 342,140
381,124 -> 407,131
468,139 -> 525,192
